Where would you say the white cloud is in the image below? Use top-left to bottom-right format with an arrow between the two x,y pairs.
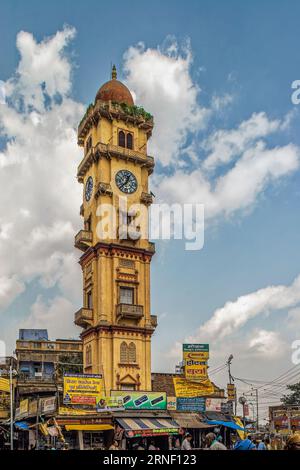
248,329 -> 285,358
124,39 -> 210,166
157,142 -> 299,221
22,295 -> 80,340
0,26 -> 83,320
287,307 -> 300,329
188,274 -> 300,342
0,276 -> 25,310
202,112 -> 285,170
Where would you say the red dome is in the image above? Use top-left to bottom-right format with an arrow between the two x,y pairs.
95,66 -> 134,106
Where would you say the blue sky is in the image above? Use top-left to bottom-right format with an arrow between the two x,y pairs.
1,1 -> 300,414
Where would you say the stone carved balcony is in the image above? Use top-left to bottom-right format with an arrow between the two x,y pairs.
150,315 -> 158,328
140,192 -> 153,206
74,230 -> 92,251
116,304 -> 143,322
74,308 -> 93,328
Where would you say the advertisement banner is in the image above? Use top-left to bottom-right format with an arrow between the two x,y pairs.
183,344 -> 209,381
177,397 -> 206,412
167,396 -> 177,411
110,391 -> 167,410
227,383 -> 236,401
63,373 -> 104,407
206,398 -> 223,412
19,398 -> 29,417
96,396 -> 124,412
41,396 -> 56,414
173,377 -> 214,397
0,378 -> 9,393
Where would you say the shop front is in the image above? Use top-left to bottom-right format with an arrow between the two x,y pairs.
113,413 -> 180,450
56,412 -> 114,450
169,412 -> 215,449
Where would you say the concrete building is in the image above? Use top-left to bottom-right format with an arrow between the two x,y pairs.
15,329 -> 83,398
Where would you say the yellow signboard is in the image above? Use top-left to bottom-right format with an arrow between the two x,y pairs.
63,374 -> 104,407
0,378 -> 10,393
58,407 -> 97,416
227,383 -> 236,401
183,344 -> 210,381
173,377 -> 214,397
20,398 -> 29,416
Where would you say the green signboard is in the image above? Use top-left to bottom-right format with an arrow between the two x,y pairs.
111,391 -> 167,410
183,344 -> 209,352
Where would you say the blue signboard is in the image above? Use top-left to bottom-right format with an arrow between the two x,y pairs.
177,397 -> 206,412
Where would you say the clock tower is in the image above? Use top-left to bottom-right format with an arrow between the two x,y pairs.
74,66 -> 157,393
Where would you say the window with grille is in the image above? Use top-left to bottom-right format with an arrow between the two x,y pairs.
120,287 -> 134,305
120,342 -> 128,363
126,133 -> 133,149
86,345 -> 92,366
118,131 -> 126,148
128,342 -> 136,362
87,291 -> 93,309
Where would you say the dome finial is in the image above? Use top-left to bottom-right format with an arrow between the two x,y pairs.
111,64 -> 117,80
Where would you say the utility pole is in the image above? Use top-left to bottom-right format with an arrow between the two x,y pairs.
9,362 -> 13,450
227,355 -> 236,414
255,388 -> 259,432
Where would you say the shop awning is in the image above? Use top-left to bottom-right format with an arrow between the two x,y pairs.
116,417 -> 179,437
15,421 -> 30,430
170,413 -> 215,429
206,420 -> 244,431
65,424 -> 114,431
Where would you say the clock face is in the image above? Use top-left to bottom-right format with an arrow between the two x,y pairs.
85,176 -> 93,201
115,170 -> 138,194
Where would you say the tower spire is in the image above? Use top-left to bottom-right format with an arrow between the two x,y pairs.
111,64 -> 117,80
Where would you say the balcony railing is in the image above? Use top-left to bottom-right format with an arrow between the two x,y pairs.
18,373 -> 55,383
74,230 -> 93,252
74,308 -> 93,328
116,304 -> 143,322
77,142 -> 154,182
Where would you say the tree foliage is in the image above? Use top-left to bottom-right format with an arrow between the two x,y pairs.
281,383 -> 300,405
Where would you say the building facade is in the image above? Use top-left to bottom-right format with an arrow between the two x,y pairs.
15,329 -> 83,398
74,66 -> 156,392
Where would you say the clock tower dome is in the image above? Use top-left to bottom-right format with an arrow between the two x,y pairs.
74,66 -> 157,392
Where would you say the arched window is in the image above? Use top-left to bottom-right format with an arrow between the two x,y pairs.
120,341 -> 128,363
86,345 -> 92,366
126,133 -> 133,150
128,342 -> 136,362
118,131 -> 125,148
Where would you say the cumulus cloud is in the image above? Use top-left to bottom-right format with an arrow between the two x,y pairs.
248,329 -> 286,358
21,295 -> 80,340
0,26 -> 83,324
124,39 -> 210,166
188,274 -> 300,342
124,41 -> 299,224
202,112 -> 287,170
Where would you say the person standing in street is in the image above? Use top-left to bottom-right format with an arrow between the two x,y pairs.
234,435 -> 256,450
181,433 -> 193,450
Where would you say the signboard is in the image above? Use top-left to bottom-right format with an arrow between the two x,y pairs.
41,397 -> 56,414
173,377 -> 214,397
28,400 -> 38,416
110,391 -> 167,410
167,396 -> 177,411
206,398 -> 223,412
58,407 -> 98,416
19,398 -> 29,417
227,383 -> 236,401
177,397 -> 206,412
183,344 -> 209,381
0,377 -> 9,393
63,374 -> 103,407
96,396 -> 124,412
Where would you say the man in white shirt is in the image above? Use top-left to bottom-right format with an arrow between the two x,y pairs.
181,433 -> 193,450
